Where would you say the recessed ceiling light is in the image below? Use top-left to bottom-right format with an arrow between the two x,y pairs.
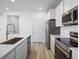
38,8 -> 42,10
11,0 -> 15,2
6,8 -> 9,10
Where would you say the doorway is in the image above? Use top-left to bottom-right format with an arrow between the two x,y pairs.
32,19 -> 45,43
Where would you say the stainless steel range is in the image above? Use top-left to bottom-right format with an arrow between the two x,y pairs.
55,32 -> 78,59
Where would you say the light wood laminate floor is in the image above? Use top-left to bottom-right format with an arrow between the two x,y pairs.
27,43 -> 54,59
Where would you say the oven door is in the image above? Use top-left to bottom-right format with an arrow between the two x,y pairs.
55,44 -> 72,59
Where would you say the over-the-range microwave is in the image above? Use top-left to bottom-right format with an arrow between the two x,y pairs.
62,6 -> 78,25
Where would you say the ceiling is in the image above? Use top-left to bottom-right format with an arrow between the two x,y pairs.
0,0 -> 62,12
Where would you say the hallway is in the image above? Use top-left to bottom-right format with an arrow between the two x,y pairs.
27,43 -> 54,59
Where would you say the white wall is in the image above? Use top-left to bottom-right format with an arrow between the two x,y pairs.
0,15 -> 6,42
19,12 -> 33,35
31,12 -> 47,43
0,11 -> 47,43
60,25 -> 78,37
7,15 -> 19,34
19,12 -> 47,43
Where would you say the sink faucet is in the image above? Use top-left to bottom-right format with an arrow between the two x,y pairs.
6,24 -> 15,40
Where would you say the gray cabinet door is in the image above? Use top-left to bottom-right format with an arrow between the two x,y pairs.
16,39 -> 27,59
3,50 -> 15,59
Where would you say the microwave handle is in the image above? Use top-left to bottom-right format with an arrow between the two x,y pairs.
73,10 -> 77,21
71,12 -> 73,22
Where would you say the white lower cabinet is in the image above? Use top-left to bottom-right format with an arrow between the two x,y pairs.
50,35 -> 55,55
2,39 -> 27,59
3,50 -> 15,59
16,39 -> 27,59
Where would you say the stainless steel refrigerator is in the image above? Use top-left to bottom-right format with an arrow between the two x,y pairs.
45,19 -> 60,49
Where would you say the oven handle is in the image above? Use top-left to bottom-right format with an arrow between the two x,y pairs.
56,44 -> 72,59
56,44 -> 67,55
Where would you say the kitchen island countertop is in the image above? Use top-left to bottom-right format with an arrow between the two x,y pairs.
0,34 -> 30,59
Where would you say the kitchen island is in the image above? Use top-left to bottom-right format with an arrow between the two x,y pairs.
0,34 -> 31,59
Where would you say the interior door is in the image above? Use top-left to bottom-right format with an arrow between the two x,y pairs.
32,19 -> 45,43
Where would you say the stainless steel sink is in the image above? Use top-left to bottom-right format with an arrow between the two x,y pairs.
0,37 -> 23,44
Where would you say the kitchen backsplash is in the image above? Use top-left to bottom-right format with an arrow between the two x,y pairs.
60,25 -> 78,37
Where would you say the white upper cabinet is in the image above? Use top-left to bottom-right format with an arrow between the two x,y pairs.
64,0 -> 78,12
54,0 -> 78,27
47,9 -> 55,19
55,1 -> 64,27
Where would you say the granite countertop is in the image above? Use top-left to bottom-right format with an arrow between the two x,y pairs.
50,34 -> 60,38
50,34 -> 69,38
0,34 -> 30,59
